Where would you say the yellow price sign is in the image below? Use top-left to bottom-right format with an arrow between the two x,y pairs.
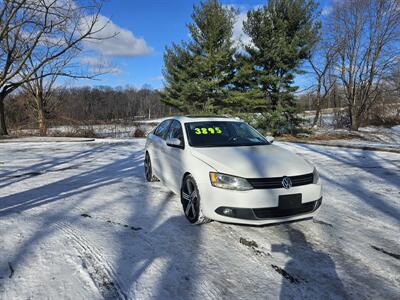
194,127 -> 222,135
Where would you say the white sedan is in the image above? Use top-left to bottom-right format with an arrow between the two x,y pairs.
144,116 -> 322,225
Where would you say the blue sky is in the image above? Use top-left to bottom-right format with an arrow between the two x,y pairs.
75,0 -> 331,90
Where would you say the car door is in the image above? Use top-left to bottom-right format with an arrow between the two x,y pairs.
162,120 -> 185,193
149,119 -> 172,179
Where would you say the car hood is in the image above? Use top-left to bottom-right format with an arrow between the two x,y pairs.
190,144 -> 313,178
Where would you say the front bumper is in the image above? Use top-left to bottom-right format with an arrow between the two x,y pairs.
198,181 -> 322,225
215,197 -> 322,220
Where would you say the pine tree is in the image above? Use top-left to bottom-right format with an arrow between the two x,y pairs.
161,0 -> 237,114
241,0 -> 320,134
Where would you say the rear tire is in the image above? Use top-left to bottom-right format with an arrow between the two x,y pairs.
181,175 -> 211,225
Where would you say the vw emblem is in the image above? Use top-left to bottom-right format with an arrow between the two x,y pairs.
282,176 -> 292,189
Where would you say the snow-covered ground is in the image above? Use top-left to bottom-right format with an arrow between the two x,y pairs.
11,123 -> 157,139
310,125 -> 400,149
0,140 -> 399,299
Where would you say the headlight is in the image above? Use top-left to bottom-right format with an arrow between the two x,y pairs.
209,172 -> 253,191
313,167 -> 320,184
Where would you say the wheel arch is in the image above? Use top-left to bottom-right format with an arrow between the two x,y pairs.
181,172 -> 191,190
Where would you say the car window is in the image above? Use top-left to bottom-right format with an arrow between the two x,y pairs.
167,120 -> 184,144
185,121 -> 269,147
154,120 -> 172,140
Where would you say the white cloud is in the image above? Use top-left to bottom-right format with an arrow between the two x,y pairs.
225,4 -> 263,49
81,15 -> 152,57
149,75 -> 164,81
232,10 -> 251,48
321,0 -> 345,17
79,56 -> 100,65
321,6 -> 333,16
80,56 -> 123,75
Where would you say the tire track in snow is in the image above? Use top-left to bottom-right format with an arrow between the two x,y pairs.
53,221 -> 128,300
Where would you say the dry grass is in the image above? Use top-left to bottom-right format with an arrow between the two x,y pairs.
132,127 -> 146,138
277,132 -> 362,142
50,127 -> 98,138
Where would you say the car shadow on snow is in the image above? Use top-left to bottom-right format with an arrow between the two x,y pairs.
272,226 -> 347,299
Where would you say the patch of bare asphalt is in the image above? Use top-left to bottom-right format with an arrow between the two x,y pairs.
312,219 -> 333,227
239,237 -> 271,258
239,237 -> 303,284
8,262 -> 14,279
80,213 -> 142,231
371,245 -> 400,260
239,237 -> 258,248
7,165 -> 80,178
10,172 -> 42,178
271,264 -> 300,284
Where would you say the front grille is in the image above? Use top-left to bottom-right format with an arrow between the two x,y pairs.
253,199 -> 319,218
247,173 -> 314,189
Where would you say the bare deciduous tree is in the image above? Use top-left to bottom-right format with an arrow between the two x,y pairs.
20,48 -> 113,136
308,39 -> 337,126
331,0 -> 400,130
21,54 -> 76,136
0,0 -> 108,135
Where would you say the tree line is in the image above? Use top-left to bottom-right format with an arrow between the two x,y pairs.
161,0 -> 400,132
5,86 -> 173,129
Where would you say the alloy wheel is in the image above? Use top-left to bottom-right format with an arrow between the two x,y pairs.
181,177 -> 199,223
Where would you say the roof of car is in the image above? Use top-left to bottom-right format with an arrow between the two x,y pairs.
169,115 -> 242,123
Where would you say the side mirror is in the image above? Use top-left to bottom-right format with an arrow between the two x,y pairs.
166,138 -> 183,148
266,136 -> 274,144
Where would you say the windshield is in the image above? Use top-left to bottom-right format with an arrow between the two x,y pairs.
185,121 -> 269,147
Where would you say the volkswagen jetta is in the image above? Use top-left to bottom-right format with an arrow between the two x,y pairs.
144,116 -> 322,225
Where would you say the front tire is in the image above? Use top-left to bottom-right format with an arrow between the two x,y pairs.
144,153 -> 157,182
181,175 -> 210,225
